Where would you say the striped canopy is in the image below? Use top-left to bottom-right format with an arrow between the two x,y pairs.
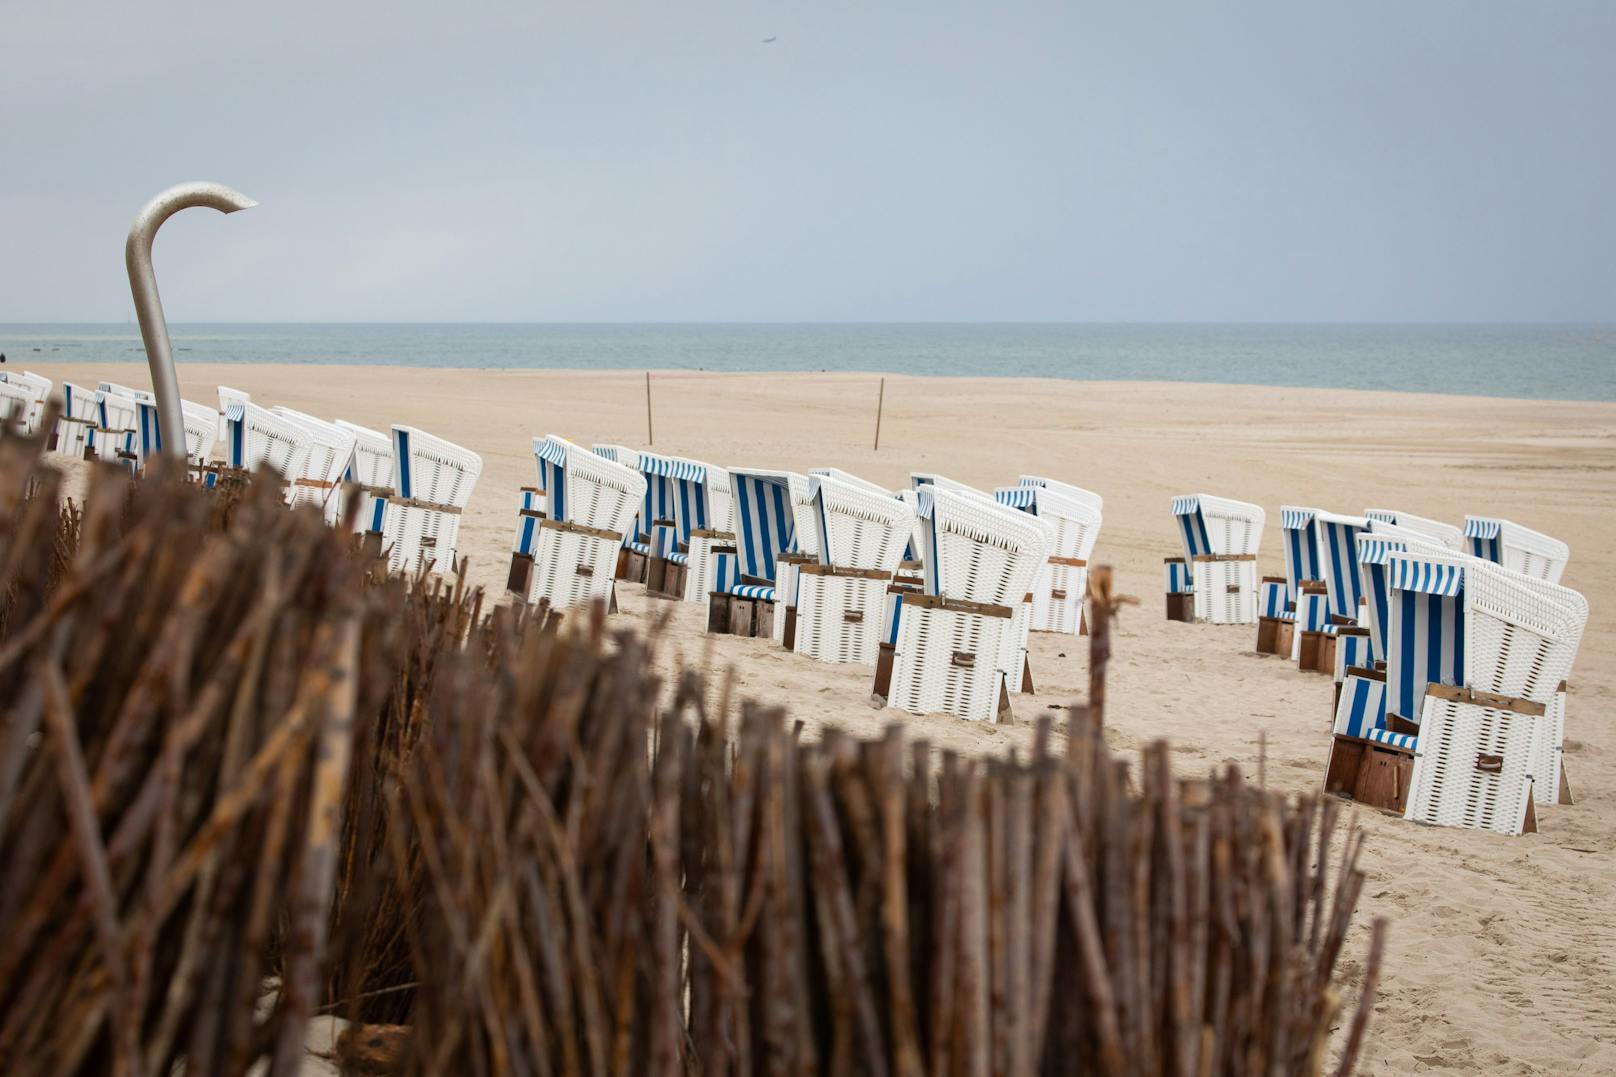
995,486 -> 1037,510
1315,513 -> 1369,620
1384,553 -> 1467,723
636,453 -> 709,557
730,469 -> 799,582
1280,506 -> 1323,603
224,404 -> 248,467
533,436 -> 571,521
1171,497 -> 1214,561
1463,516 -> 1503,565
1355,535 -> 1406,663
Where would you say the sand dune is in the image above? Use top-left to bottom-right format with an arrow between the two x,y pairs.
32,362 -> 1616,1073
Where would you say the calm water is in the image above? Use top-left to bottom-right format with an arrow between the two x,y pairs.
2,323 -> 1612,401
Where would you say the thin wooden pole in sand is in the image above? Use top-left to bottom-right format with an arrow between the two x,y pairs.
646,371 -> 654,446
873,378 -> 885,450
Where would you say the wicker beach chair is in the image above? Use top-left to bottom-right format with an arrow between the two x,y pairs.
1170,494 -> 1264,626
51,382 -> 103,459
708,468 -> 813,642
89,384 -> 142,469
0,371 -> 51,435
885,486 -> 1049,722
995,476 -> 1102,637
133,397 -> 219,472
380,425 -> 483,578
334,420 -> 394,536
791,473 -> 913,666
1324,547 -> 1587,834
631,452 -> 719,601
273,408 -> 357,523
519,435 -> 643,612
1463,516 -> 1570,583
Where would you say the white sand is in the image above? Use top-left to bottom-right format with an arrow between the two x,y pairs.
33,363 -> 1616,1073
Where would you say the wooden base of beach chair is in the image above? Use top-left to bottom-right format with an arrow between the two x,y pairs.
1165,592 -> 1193,622
1559,765 -> 1575,806
997,680 -> 1015,724
707,592 -> 730,633
1019,654 -> 1035,695
645,557 -> 685,599
1324,735 -> 1413,814
783,606 -> 798,651
707,593 -> 774,638
507,552 -> 534,595
1255,616 -> 1293,656
1298,631 -> 1331,674
1079,608 -> 1088,636
359,530 -> 385,563
873,641 -> 895,701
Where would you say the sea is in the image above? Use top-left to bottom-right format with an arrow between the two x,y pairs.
1,323 -> 1611,401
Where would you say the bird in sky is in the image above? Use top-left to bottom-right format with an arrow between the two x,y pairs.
762,36 -> 777,43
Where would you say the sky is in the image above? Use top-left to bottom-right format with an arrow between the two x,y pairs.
1,0 -> 1612,323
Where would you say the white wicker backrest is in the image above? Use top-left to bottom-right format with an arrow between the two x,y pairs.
539,435 -> 645,535
928,486 -> 1051,605
1463,559 -> 1587,705
98,387 -> 140,436
1019,475 -> 1103,514
788,473 -> 820,558
275,408 -> 357,492
1194,494 -> 1265,557
810,475 -> 913,573
181,401 -> 219,464
691,460 -> 734,534
335,421 -> 394,489
810,467 -> 892,497
231,402 -> 310,475
394,426 -> 482,510
218,386 -> 251,440
0,383 -> 32,428
1464,517 -> 1570,584
1027,485 -> 1103,561
1,371 -> 52,433
1365,509 -> 1463,550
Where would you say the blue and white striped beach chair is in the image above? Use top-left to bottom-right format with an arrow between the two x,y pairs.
52,382 -> 99,459
886,485 -> 1050,722
1170,494 -> 1265,625
997,477 -> 1102,637
133,397 -> 219,473
631,451 -> 718,599
334,421 -> 394,535
518,435 -> 643,612
1326,547 -> 1587,833
1365,508 -> 1462,550
380,425 -> 483,578
91,382 -> 145,470
222,401 -> 310,479
0,371 -> 51,436
1463,516 -> 1569,584
585,445 -> 643,578
709,468 -> 812,641
792,473 -> 913,666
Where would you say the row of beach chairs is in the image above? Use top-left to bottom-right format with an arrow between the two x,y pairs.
19,374 -> 483,581
1163,493 -> 1587,837
501,442 -> 1104,724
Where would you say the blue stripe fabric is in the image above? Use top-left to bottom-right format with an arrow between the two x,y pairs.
1334,674 -> 1388,738
369,497 -> 386,533
1259,579 -> 1288,618
1282,511 -> 1321,603
1164,561 -> 1192,595
996,486 -> 1037,510
394,428 -> 413,498
1387,578 -> 1465,722
1175,509 -> 1211,560
1318,518 -> 1367,620
1335,633 -> 1374,681
1296,590 -> 1330,633
729,584 -> 776,601
1367,728 -> 1418,751
731,472 -> 796,582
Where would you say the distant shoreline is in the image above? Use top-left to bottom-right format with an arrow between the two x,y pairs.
5,322 -> 1613,402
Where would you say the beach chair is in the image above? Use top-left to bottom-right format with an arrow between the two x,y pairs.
1463,516 -> 1569,583
791,473 -> 912,666
273,408 -> 357,523
133,398 -> 219,472
380,425 -> 483,578
0,371 -> 52,435
1324,547 -> 1587,834
708,468 -> 814,642
217,386 -> 250,443
0,382 -> 33,432
633,452 -> 717,600
334,421 -> 394,540
1292,509 -> 1371,672
52,382 -> 104,459
885,486 -> 1049,722
996,476 -> 1102,637
518,435 -> 644,612
681,462 -> 734,605
88,384 -> 141,469
1365,509 -> 1463,550
219,401 -> 310,485
589,445 -> 646,580
1170,494 -> 1264,626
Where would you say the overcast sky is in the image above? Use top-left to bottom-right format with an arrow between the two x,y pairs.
2,0 -> 1611,323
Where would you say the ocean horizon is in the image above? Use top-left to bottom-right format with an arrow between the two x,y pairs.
3,322 -> 1613,401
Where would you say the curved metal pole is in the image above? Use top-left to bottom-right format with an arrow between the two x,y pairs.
125,182 -> 257,460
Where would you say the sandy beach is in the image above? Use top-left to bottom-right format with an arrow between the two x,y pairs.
30,362 -> 1616,1073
